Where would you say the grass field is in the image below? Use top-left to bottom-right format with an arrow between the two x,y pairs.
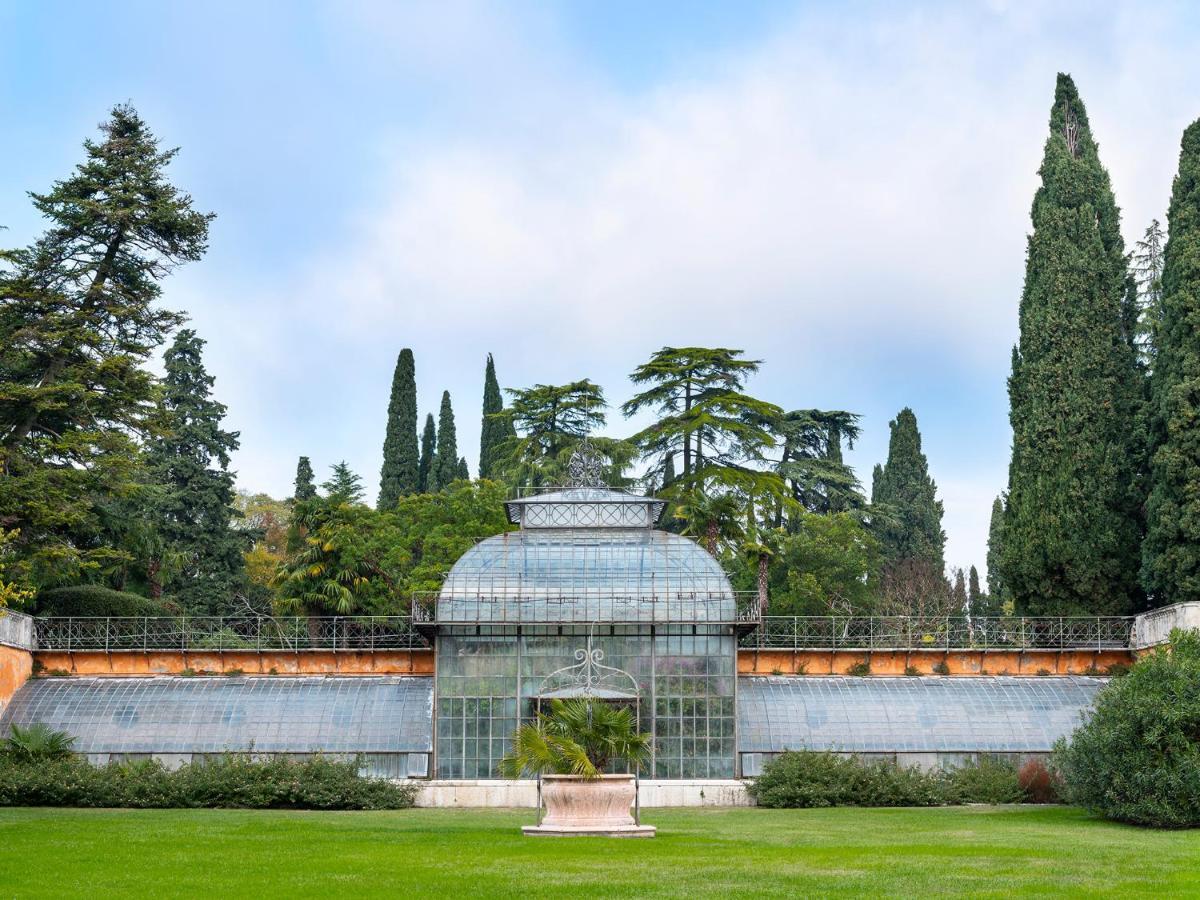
1,805 -> 1196,898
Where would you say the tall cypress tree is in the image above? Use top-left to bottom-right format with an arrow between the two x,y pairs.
432,391 -> 459,491
144,329 -> 244,612
968,565 -> 982,607
871,408 -> 945,571
1003,74 -> 1145,616
378,348 -> 419,508
986,495 -> 1007,603
479,353 -> 510,480
294,457 -> 316,501
418,413 -> 436,493
1143,119 -> 1200,604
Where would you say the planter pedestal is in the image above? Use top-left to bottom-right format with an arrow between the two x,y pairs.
522,774 -> 656,838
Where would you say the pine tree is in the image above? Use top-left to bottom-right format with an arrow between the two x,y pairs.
1143,119 -> 1200,604
871,408 -> 945,571
0,104 -> 212,586
418,413 -> 436,493
294,457 -> 317,501
1003,74 -> 1145,616
479,353 -> 510,480
986,495 -> 1007,603
143,329 -> 245,611
378,348 -> 419,508
1133,219 -> 1167,367
775,410 -> 865,516
432,391 -> 459,491
323,462 -> 364,505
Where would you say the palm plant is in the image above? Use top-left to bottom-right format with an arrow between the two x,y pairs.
499,699 -> 651,780
3,723 -> 75,761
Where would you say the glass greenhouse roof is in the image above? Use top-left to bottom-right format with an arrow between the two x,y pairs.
737,676 -> 1103,754
436,529 -> 738,623
0,676 -> 433,755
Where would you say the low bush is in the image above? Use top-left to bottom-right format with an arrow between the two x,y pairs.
0,753 -> 416,810
1018,758 -> 1060,804
748,750 -> 1027,808
35,585 -> 175,618
1052,628 -> 1200,828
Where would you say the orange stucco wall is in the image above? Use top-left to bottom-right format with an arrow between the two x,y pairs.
1,643 -> 34,709
736,647 -> 1133,676
33,648 -> 435,677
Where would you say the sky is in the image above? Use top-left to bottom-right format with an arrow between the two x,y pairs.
3,0 -> 1200,577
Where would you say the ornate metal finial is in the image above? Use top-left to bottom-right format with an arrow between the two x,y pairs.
566,437 -> 606,488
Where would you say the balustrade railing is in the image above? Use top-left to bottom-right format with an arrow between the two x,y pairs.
32,616 -> 428,652
741,616 -> 1134,651
414,591 -> 762,626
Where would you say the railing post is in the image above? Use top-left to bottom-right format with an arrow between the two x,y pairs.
105,617 -> 111,653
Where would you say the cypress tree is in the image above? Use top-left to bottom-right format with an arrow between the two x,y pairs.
294,457 -> 316,501
1143,119 -> 1200,603
968,565 -> 982,607
418,413 -> 436,493
1003,74 -> 1145,616
144,329 -> 244,612
952,568 -> 968,612
479,353 -> 509,480
457,457 -> 470,481
986,495 -> 1007,602
871,408 -> 945,571
378,348 -> 419,508
433,391 -> 459,491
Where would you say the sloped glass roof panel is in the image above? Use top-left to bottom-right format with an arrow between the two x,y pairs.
0,676 -> 433,754
737,676 -> 1104,753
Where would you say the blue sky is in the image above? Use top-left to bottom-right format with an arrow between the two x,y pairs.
3,0 -> 1200,575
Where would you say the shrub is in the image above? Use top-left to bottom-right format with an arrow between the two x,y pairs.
932,661 -> 950,675
904,666 -> 921,677
1052,629 -> 1200,828
2,724 -> 76,761
35,585 -> 174,618
0,753 -> 417,810
944,757 -> 1024,804
1018,758 -> 1060,804
846,661 -> 871,677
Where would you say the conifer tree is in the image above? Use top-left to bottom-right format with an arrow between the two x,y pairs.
457,457 -> 470,481
432,391 -> 459,491
952,568 -> 968,612
1133,219 -> 1167,367
986,496 -> 1007,603
144,329 -> 244,612
1003,74 -> 1145,616
968,565 -> 982,608
1143,119 -> 1200,604
294,457 -> 317,501
479,354 -> 511,480
0,104 -> 212,585
378,348 -> 419,508
871,408 -> 945,571
323,462 -> 364,505
418,414 -> 436,493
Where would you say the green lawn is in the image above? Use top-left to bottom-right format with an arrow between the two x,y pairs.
0,805 -> 1196,898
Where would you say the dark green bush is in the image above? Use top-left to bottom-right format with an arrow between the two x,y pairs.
748,750 -> 1026,808
35,585 -> 175,618
0,753 -> 416,810
1052,628 -> 1200,828
1,724 -> 76,761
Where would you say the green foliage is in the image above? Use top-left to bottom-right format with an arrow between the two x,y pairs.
0,528 -> 34,608
0,753 -> 415,810
984,495 -> 1009,612
499,699 -> 651,780
478,353 -> 512,481
1143,120 -> 1200,605
418,413 -> 436,493
293,457 -> 316,501
322,461 -> 364,505
774,409 -> 865,515
2,723 -> 76,761
35,584 -> 173,617
1052,628 -> 1200,828
143,329 -> 245,612
1132,218 -> 1167,366
871,408 -> 945,572
0,104 -> 212,589
432,391 -> 459,492
378,349 -> 420,508
749,751 -> 1026,809
1003,74 -> 1146,616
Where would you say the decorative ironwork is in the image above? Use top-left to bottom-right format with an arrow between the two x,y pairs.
742,616 -> 1134,651
414,590 -> 761,627
32,616 -> 429,652
534,629 -> 641,700
566,438 -> 607,488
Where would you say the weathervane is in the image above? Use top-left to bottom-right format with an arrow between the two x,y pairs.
566,437 -> 607,488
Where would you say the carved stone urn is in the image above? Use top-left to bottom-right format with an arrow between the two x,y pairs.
522,774 -> 656,837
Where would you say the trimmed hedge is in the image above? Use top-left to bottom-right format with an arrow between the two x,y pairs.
747,750 -> 1027,808
0,753 -> 417,810
1052,629 -> 1200,828
34,585 -> 175,618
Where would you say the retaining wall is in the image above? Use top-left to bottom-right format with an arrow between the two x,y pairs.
414,779 -> 751,808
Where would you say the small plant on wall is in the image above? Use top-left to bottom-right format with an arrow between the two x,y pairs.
846,661 -> 871,677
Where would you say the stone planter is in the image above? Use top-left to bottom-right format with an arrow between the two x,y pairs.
522,774 -> 656,837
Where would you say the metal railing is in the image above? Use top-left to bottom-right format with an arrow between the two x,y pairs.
741,616 -> 1135,651
414,591 -> 762,626
0,609 -> 36,650
33,616 -> 429,652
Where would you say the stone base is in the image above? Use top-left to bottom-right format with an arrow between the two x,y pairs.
522,824 -> 657,838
